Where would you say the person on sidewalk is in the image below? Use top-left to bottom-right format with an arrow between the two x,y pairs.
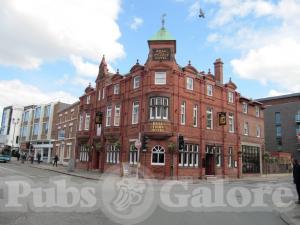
293,159 -> 300,204
30,152 -> 34,164
37,152 -> 41,164
16,151 -> 20,161
53,154 -> 58,167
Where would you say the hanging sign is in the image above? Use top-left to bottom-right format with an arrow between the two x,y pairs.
218,112 -> 227,125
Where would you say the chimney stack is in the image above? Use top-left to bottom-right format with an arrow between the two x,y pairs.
214,58 -> 223,84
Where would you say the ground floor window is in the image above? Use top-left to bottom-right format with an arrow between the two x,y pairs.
129,143 -> 138,165
106,144 -> 120,164
67,144 -> 72,158
79,145 -> 89,162
228,147 -> 234,168
179,144 -> 199,167
151,145 -> 165,165
242,145 -> 260,173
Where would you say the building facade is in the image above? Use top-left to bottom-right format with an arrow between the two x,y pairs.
0,106 -> 23,151
19,102 -> 69,162
75,26 -> 265,179
257,93 -> 300,160
53,101 -> 79,165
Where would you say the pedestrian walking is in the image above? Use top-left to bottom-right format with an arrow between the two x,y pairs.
16,151 -> 20,161
37,152 -> 41,164
30,152 -> 34,164
53,154 -> 58,167
293,159 -> 300,204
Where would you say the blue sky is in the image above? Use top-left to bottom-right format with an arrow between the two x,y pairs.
1,0 -> 300,113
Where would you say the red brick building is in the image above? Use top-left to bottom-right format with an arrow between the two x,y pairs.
75,26 -> 264,179
53,101 -> 79,165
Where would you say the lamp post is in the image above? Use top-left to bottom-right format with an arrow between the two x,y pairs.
11,118 -> 20,153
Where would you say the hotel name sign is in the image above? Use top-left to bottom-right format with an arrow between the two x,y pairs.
152,48 -> 171,61
151,122 -> 166,132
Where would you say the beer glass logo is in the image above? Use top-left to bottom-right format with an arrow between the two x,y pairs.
100,167 -> 156,225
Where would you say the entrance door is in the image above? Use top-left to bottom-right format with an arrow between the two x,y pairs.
205,154 -> 215,175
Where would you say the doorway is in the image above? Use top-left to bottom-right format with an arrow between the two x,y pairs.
205,154 -> 215,175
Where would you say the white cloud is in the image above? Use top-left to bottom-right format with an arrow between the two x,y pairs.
70,55 -> 99,78
208,0 -> 300,93
208,0 -> 275,27
268,89 -> 290,97
0,80 -> 78,111
130,17 -> 144,30
0,0 -> 125,69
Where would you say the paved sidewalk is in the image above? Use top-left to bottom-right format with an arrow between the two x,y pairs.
10,158 -> 102,180
280,206 -> 300,225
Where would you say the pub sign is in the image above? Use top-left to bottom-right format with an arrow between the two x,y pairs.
218,112 -> 226,125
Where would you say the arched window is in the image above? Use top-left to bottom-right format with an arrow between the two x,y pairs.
151,145 -> 165,165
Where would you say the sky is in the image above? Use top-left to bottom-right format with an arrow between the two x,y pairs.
1,0 -> 300,116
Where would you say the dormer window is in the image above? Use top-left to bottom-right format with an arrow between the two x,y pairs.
86,95 -> 90,104
133,76 -> 141,89
114,84 -> 120,95
155,72 -> 166,85
186,77 -> 193,90
242,102 -> 248,114
207,84 -> 213,96
255,106 -> 260,117
228,91 -> 234,103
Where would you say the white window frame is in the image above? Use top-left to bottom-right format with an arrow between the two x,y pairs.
193,105 -> 198,127
207,84 -> 213,96
179,144 -> 199,167
242,102 -> 248,114
79,145 -> 89,162
215,147 -> 221,167
228,113 -> 234,133
106,144 -> 120,164
180,101 -> 186,125
151,145 -> 165,165
155,72 -> 166,85
78,114 -> 83,131
34,107 -> 41,119
133,76 -> 141,89
98,89 -> 101,101
206,108 -> 213,129
132,102 -> 139,124
256,125 -> 261,137
149,97 -> 168,120
106,106 -> 112,127
33,123 -> 39,135
114,104 -> 121,126
255,106 -> 260,117
102,87 -> 105,99
186,77 -> 193,90
67,145 -> 72,159
113,84 -> 120,95
86,95 -> 90,104
129,143 -> 138,165
84,113 -> 90,130
228,91 -> 234,103
244,122 -> 249,135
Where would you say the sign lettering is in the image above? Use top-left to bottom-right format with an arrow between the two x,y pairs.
152,48 -> 171,61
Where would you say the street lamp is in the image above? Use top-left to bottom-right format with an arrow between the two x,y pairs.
11,118 -> 20,153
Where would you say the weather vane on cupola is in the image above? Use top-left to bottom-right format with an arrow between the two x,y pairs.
161,13 -> 166,29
